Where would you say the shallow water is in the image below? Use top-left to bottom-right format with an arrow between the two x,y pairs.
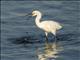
1,1 -> 80,60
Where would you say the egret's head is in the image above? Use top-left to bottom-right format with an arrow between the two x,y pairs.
32,10 -> 41,16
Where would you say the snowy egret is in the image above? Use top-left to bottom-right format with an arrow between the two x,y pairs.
32,10 -> 62,47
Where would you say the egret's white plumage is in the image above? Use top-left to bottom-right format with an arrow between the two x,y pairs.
32,10 -> 62,45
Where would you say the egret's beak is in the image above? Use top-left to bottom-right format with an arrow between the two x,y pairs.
25,13 -> 32,16
25,13 -> 32,20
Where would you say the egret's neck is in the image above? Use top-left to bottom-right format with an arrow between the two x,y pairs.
35,13 -> 42,27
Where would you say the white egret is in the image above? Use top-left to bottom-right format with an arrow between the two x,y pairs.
32,10 -> 62,48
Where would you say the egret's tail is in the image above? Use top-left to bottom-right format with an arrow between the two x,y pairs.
57,25 -> 62,30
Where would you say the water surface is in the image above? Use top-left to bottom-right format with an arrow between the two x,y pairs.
1,1 -> 80,60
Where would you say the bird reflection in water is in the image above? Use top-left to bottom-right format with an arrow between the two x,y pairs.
36,42 -> 63,60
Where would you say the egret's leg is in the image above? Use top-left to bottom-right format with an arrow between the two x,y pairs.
45,32 -> 52,50
53,35 -> 57,51
54,35 -> 57,47
52,31 -> 57,50
45,32 -> 48,44
45,32 -> 50,49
